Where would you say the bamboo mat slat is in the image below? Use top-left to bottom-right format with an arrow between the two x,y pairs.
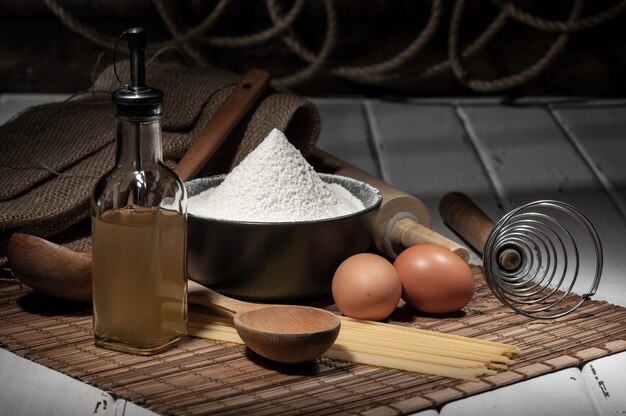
1,266 -> 626,416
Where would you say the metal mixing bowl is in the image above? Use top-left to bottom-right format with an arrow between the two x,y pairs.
185,174 -> 382,302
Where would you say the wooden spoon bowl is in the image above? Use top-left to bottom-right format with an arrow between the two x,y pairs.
7,233 -> 92,302
188,280 -> 340,363
235,305 -> 340,364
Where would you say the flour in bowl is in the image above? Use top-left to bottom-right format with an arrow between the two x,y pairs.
188,128 -> 364,222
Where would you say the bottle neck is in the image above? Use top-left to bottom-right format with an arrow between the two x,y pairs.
115,116 -> 163,169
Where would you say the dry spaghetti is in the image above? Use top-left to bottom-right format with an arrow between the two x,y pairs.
188,310 -> 520,381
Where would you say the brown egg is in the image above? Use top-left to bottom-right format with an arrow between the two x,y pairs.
394,244 -> 474,314
332,253 -> 402,321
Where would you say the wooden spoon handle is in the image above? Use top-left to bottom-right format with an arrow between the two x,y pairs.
187,279 -> 260,315
174,69 -> 271,182
308,148 -> 469,261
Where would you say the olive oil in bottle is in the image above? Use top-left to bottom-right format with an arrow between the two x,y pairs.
92,208 -> 186,354
91,27 -> 187,355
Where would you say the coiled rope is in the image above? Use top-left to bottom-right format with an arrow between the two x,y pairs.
42,0 -> 626,92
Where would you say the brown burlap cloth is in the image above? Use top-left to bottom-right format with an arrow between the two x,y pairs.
0,63 -> 320,265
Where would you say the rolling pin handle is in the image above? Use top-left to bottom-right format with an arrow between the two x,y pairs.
391,218 -> 470,263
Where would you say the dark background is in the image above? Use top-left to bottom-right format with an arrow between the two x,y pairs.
1,0 -> 624,96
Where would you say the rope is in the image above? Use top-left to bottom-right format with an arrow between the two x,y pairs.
151,0 -> 227,65
43,0 -> 116,49
42,0 -> 626,92
448,0 -> 583,92
272,0 -> 338,87
336,0 -> 442,78
152,0 -> 231,47
493,0 -> 626,32
199,0 -> 307,48
420,8 -> 509,80
266,0 -> 443,82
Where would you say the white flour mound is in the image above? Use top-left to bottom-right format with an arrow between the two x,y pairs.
188,128 -> 364,222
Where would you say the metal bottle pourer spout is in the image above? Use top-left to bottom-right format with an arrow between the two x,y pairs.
111,27 -> 164,197
127,27 -> 147,90
112,27 -> 163,118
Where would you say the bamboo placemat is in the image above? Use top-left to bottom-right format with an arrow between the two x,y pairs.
1,267 -> 626,416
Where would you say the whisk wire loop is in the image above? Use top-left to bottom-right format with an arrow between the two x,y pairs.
483,200 -> 602,319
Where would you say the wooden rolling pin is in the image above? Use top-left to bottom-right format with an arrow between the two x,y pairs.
439,192 -> 521,270
308,148 -> 470,262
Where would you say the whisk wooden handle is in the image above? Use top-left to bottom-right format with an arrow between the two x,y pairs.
439,192 -> 521,270
439,192 -> 494,254
308,148 -> 469,261
174,69 -> 271,182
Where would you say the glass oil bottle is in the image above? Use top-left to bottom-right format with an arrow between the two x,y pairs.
91,27 -> 187,355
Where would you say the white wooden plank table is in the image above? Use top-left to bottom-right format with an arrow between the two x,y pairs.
2,94 -> 626,416
315,97 -> 626,416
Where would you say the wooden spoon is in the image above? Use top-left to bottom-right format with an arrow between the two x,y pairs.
188,280 -> 340,363
8,233 -> 339,363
